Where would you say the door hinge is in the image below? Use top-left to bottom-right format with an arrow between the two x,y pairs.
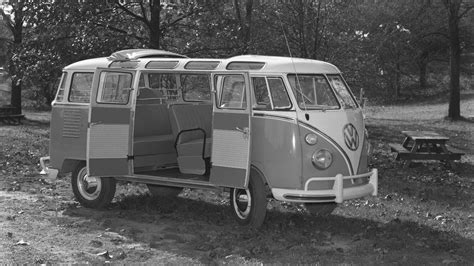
127,155 -> 134,160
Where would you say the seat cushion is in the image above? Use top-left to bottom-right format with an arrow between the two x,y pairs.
176,138 -> 212,157
134,134 -> 175,156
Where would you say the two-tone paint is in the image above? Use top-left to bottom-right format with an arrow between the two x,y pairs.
41,51 -> 377,206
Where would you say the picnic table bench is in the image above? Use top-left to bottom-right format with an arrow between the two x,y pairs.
389,131 -> 464,166
0,106 -> 24,125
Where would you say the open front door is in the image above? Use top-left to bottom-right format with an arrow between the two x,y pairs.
87,68 -> 136,177
209,72 -> 252,188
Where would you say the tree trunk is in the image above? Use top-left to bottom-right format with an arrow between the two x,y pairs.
444,0 -> 462,120
149,0 -> 162,49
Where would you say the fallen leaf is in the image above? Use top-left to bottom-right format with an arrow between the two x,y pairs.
97,250 -> 113,260
15,239 -> 29,246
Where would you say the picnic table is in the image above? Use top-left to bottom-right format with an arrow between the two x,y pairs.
389,131 -> 464,166
0,106 -> 24,125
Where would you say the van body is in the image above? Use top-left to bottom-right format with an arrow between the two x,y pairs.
40,49 -> 378,227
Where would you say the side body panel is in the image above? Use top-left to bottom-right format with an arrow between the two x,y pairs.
250,113 -> 301,189
50,104 -> 89,171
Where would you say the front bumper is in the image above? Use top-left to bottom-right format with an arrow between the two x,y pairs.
39,156 -> 59,180
271,168 -> 378,203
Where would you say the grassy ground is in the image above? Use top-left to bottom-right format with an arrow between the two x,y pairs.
0,93 -> 473,264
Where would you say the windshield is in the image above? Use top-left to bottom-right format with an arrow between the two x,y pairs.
288,74 -> 339,110
327,74 -> 358,109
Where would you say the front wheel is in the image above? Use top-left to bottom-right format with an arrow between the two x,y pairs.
230,175 -> 267,228
71,162 -> 116,209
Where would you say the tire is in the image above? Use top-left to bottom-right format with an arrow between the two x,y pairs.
71,162 -> 116,209
305,203 -> 337,216
230,174 -> 267,228
147,185 -> 183,197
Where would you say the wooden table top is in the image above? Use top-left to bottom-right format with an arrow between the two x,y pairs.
401,131 -> 450,141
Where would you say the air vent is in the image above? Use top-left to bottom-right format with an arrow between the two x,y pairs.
62,109 -> 81,138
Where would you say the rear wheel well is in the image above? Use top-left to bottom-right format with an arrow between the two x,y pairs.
61,159 -> 84,174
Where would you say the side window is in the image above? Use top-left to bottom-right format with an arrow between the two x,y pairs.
181,74 -> 211,102
69,72 -> 93,103
97,72 -> 132,104
252,77 -> 271,110
268,78 -> 291,109
251,76 -> 291,111
218,75 -> 247,109
55,72 -> 68,102
148,73 -> 179,102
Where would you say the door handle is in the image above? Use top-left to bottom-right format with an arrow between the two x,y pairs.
88,121 -> 102,127
235,126 -> 249,136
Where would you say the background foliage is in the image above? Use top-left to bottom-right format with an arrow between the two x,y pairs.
0,0 -> 473,111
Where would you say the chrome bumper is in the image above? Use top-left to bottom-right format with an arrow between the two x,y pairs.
39,156 -> 59,180
271,169 -> 378,203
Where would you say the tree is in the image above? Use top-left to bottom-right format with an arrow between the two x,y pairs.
442,0 -> 473,120
112,0 -> 205,50
0,1 -> 32,113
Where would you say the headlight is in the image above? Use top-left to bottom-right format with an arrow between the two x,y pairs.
305,133 -> 318,145
312,149 -> 333,169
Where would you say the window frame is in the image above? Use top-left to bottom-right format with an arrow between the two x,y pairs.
215,74 -> 248,110
326,74 -> 359,109
180,73 -> 212,102
251,75 -> 292,111
68,71 -> 94,103
54,72 -> 68,102
96,71 -> 133,105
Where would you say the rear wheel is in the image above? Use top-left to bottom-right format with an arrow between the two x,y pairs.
305,203 -> 337,216
230,174 -> 267,228
71,162 -> 116,209
147,185 -> 183,197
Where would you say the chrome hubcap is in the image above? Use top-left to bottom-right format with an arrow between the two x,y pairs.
77,167 -> 102,201
233,188 -> 251,219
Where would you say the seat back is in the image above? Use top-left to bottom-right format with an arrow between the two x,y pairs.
134,103 -> 172,138
169,104 -> 212,144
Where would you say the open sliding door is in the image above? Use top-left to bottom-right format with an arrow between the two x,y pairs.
209,72 -> 252,188
87,68 -> 136,177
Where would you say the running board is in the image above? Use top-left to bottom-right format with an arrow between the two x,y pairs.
115,174 -> 219,190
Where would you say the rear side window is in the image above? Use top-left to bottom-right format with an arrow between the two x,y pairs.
97,72 -> 133,104
55,72 -> 68,102
69,72 -> 93,103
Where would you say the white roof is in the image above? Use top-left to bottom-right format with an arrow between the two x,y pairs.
222,55 -> 340,73
63,53 -> 341,74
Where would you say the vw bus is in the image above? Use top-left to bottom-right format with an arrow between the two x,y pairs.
40,49 -> 378,228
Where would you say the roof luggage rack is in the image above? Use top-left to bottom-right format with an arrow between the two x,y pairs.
107,49 -> 187,61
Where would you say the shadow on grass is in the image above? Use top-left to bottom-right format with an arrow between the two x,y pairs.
62,193 -> 474,264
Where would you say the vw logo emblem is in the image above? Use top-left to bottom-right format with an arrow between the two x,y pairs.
343,124 -> 359,151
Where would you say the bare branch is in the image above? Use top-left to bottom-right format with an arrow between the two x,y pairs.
114,0 -> 149,26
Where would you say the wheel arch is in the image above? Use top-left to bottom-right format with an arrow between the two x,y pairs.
250,165 -> 268,187
61,159 -> 84,174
